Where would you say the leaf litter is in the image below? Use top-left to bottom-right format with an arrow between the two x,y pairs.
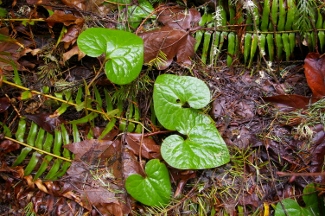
0,1 -> 325,215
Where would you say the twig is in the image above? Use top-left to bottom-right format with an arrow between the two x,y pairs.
277,171 -> 325,177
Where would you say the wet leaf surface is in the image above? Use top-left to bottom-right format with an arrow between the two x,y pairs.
124,133 -> 161,159
1,1 -> 325,215
263,94 -> 310,110
24,113 -> 62,133
0,97 -> 10,112
304,53 -> 325,99
126,159 -> 171,206
138,6 -> 200,69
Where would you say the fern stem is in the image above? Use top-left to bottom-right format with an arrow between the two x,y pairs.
3,80 -> 151,132
4,136 -> 72,162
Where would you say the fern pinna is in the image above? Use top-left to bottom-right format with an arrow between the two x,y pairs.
195,0 -> 324,67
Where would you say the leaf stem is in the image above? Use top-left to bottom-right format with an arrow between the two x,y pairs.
2,80 -> 151,132
4,136 -> 72,162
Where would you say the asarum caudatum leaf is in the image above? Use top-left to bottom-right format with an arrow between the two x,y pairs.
125,159 -> 171,206
77,28 -> 144,85
153,74 -> 230,169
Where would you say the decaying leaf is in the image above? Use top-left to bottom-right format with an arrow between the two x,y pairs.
0,140 -> 20,155
0,97 -> 11,112
157,7 -> 201,30
61,25 -> 81,49
124,133 -> 161,159
64,139 -> 143,215
138,6 -> 200,70
264,52 -> 325,109
46,10 -> 84,28
0,27 -> 31,71
62,45 -> 85,63
263,94 -> 310,111
24,113 -> 62,133
303,52 -> 325,99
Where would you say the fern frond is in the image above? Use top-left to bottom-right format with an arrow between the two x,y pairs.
294,0 -> 317,33
148,50 -> 168,69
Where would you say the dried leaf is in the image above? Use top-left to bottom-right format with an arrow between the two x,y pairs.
122,149 -> 145,178
46,10 -> 84,28
0,140 -> 20,155
0,97 -> 10,112
158,7 -> 201,30
124,133 -> 161,159
304,52 -> 325,99
263,95 -> 310,110
61,25 -> 81,49
61,0 -> 86,10
138,6 -> 200,70
83,187 -> 117,204
139,26 -> 195,69
65,139 -> 114,162
24,113 -> 62,133
62,45 -> 85,63
169,169 -> 196,197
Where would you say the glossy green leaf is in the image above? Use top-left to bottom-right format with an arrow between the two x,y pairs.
125,159 -> 171,206
153,74 -> 229,169
24,152 -> 41,175
275,183 -> 321,216
128,0 -> 155,29
153,74 -> 211,131
161,123 -> 230,169
0,8 -> 7,18
77,28 -> 144,85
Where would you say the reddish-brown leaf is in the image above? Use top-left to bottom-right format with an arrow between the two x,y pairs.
0,97 -> 10,112
263,94 -> 310,110
122,149 -> 145,178
124,133 -> 161,159
46,10 -> 84,28
139,26 -> 195,70
310,124 -> 325,180
61,0 -> 86,10
158,7 -> 201,30
61,25 -> 81,49
65,139 -> 133,214
64,139 -> 114,162
92,126 -> 119,141
169,169 -> 196,197
0,140 -> 20,155
62,45 -> 85,63
24,113 -> 62,133
304,52 -> 325,99
0,27 -> 31,71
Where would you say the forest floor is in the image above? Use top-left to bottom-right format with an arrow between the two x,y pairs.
0,0 -> 325,215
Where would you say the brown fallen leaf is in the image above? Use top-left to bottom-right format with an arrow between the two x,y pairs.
24,112 -> 62,133
157,7 -> 201,30
61,25 -> 81,49
124,133 -> 161,159
0,140 -> 20,155
138,6 -> 200,70
0,97 -> 11,112
304,52 -> 325,99
46,10 -> 84,28
263,94 -> 311,110
139,26 -> 196,70
264,52 -> 325,110
62,45 -> 85,63
64,139 -> 133,215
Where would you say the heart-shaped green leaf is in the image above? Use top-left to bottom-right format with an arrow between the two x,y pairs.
161,123 -> 230,169
275,184 -> 322,216
77,28 -> 144,85
153,74 -> 211,131
153,74 -> 230,169
125,159 -> 171,206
